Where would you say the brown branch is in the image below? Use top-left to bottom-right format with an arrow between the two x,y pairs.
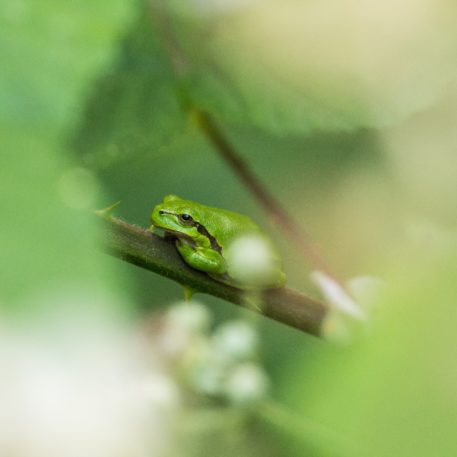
99,215 -> 328,337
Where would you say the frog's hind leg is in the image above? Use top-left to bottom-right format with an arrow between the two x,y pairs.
176,240 -> 227,275
207,272 -> 234,286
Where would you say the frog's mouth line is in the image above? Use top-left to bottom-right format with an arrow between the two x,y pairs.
151,224 -> 196,245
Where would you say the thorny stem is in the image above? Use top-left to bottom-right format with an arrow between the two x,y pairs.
99,215 -> 327,337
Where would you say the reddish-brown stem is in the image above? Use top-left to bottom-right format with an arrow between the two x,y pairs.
192,109 -> 337,279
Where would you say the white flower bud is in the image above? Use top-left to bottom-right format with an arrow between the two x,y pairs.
224,363 -> 269,405
226,234 -> 280,287
166,301 -> 212,334
211,320 -> 259,362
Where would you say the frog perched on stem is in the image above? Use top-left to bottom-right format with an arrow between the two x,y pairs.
150,195 -> 286,290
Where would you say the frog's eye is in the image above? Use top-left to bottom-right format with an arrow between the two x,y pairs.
179,213 -> 193,224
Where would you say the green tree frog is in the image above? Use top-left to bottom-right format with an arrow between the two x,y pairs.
150,195 -> 286,289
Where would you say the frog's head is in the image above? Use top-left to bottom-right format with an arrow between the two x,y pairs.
150,195 -> 200,238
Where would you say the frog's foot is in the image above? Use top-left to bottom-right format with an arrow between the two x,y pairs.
183,285 -> 197,302
177,241 -> 227,275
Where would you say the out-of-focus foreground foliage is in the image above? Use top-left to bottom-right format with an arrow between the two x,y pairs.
1,0 -> 457,456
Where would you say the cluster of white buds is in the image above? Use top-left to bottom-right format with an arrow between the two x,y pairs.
0,294 -> 271,457
152,301 -> 269,406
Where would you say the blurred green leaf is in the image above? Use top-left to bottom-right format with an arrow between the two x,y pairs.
0,0 -> 135,310
72,11 -> 187,167
280,250 -> 457,457
167,0 -> 457,135
0,0 -> 132,131
71,0 -> 457,165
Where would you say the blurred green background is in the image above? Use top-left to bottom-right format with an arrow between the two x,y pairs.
1,0 -> 457,456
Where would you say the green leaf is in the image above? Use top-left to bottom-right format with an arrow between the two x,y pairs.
280,251 -> 457,456
72,11 -> 188,168
168,0 -> 457,134
0,0 -> 135,311
0,0 -> 133,132
69,1 -> 457,165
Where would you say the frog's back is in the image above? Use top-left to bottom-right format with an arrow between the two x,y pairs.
192,203 -> 260,247
199,206 -> 285,289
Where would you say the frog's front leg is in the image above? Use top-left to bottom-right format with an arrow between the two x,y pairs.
176,240 -> 227,275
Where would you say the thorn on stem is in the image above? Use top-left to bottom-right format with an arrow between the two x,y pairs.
95,201 -> 122,219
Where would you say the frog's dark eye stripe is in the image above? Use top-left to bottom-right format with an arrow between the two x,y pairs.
196,224 -> 222,253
